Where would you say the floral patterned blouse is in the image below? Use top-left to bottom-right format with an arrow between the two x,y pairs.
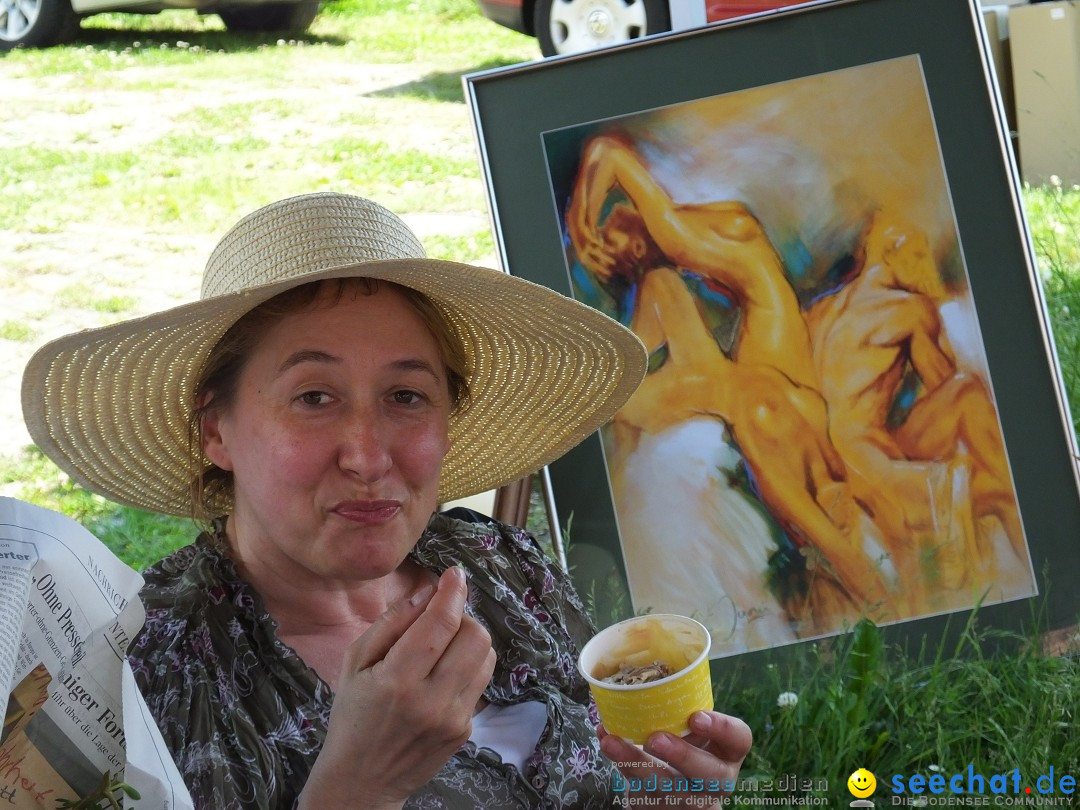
128,510 -> 619,809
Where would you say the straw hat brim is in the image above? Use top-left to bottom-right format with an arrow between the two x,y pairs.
21,257 -> 646,517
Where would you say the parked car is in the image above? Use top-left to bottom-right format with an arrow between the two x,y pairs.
0,0 -> 321,50
475,0 -> 811,57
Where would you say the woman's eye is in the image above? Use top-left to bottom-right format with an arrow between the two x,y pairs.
393,390 -> 423,405
297,391 -> 331,406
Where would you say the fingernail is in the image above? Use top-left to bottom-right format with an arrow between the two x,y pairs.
450,564 -> 466,584
646,734 -> 672,756
690,711 -> 711,733
409,584 -> 435,606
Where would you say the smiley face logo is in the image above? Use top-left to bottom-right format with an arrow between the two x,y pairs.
847,768 -> 877,798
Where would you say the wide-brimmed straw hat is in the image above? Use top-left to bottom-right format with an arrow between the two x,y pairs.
21,192 -> 646,517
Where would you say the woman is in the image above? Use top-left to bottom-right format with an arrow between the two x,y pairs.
22,192 -> 752,809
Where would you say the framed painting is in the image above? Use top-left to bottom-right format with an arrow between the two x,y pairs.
464,0 -> 1080,659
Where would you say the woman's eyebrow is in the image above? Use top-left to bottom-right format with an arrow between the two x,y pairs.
277,350 -> 340,374
277,352 -> 441,380
393,358 -> 442,381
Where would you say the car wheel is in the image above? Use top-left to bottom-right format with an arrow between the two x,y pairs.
218,0 -> 320,33
534,0 -> 670,57
0,0 -> 80,51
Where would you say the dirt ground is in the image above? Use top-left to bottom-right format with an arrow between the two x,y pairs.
0,58 -> 497,460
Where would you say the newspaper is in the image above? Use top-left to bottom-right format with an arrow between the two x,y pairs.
0,497 -> 193,809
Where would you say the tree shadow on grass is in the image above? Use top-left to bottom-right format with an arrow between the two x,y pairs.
368,57 -> 535,104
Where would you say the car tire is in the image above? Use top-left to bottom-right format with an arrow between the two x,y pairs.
533,0 -> 670,57
218,0 -> 320,33
0,0 -> 80,51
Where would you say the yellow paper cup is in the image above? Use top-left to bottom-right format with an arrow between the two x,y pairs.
578,614 -> 712,745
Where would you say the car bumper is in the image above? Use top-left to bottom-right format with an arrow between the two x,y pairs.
475,0 -> 530,36
72,0 -> 286,13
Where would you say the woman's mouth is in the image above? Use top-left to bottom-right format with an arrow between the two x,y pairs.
331,500 -> 401,524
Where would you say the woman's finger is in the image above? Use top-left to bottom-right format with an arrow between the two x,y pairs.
387,566 -> 469,677
428,614 -> 494,693
688,711 -> 753,764
642,712 -> 752,783
598,728 -> 654,771
344,581 -> 435,673
458,645 -> 497,707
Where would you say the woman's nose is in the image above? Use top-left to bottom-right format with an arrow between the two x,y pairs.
337,410 -> 393,482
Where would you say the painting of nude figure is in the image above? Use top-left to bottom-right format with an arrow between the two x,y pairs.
542,55 -> 1036,657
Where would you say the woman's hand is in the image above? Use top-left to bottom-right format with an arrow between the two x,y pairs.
298,566 -> 496,810
599,711 -> 753,809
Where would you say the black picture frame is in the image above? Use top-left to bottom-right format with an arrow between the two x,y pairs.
464,0 -> 1080,661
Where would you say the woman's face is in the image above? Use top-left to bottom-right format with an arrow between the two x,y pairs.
202,284 -> 452,583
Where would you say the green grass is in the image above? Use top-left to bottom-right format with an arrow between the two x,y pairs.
55,282 -> 137,314
0,0 -> 534,236
0,320 -> 35,341
1025,182 -> 1080,435
721,616 -> 1079,802
424,231 -> 497,264
1,447 -> 194,572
